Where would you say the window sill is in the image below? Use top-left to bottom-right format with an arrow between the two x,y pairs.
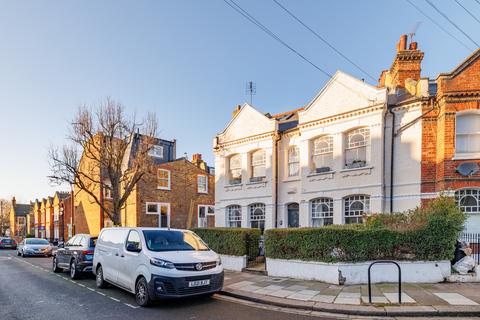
453,154 -> 480,160
283,176 -> 301,182
340,165 -> 373,173
157,187 -> 171,191
197,191 -> 208,194
246,180 -> 267,186
225,183 -> 243,188
307,171 -> 335,177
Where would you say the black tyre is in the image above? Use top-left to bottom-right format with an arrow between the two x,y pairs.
17,251 -> 20,256
95,265 -> 108,288
70,260 -> 79,279
135,277 -> 152,307
52,256 -> 62,273
21,250 -> 25,258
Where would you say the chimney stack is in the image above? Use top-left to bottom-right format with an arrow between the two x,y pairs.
379,34 -> 424,89
11,196 -> 16,208
232,105 -> 242,118
192,153 -> 202,165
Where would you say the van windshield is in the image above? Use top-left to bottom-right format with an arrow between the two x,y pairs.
143,230 -> 209,252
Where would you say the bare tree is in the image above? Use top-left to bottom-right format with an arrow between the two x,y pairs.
0,199 -> 11,236
48,98 -> 158,225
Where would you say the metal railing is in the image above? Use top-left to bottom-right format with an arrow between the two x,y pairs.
460,232 -> 480,265
368,260 -> 402,304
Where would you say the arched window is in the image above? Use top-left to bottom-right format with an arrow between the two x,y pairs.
250,150 -> 266,182
345,128 -> 370,169
310,198 -> 333,227
455,189 -> 480,214
228,154 -> 242,185
344,195 -> 370,224
226,205 -> 242,227
312,135 -> 333,173
456,111 -> 480,158
288,146 -> 300,177
249,203 -> 265,230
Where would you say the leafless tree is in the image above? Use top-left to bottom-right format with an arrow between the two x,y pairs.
0,199 -> 11,236
48,98 -> 158,225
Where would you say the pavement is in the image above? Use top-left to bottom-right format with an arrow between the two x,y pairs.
221,270 -> 480,317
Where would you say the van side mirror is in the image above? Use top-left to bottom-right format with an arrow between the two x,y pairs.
126,243 -> 141,253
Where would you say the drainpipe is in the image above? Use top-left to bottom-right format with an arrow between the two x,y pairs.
273,131 -> 281,228
389,108 -> 396,213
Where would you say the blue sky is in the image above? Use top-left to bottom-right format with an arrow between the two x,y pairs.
1,0 -> 479,202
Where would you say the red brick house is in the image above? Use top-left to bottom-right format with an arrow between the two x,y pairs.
73,135 -> 215,235
380,35 -> 480,232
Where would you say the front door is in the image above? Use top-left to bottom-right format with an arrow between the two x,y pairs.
287,203 -> 299,228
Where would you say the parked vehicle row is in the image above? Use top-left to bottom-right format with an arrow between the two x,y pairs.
15,228 -> 224,307
0,237 -> 17,250
17,238 -> 53,257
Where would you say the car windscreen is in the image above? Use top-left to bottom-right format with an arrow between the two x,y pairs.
26,239 -> 49,245
143,230 -> 209,252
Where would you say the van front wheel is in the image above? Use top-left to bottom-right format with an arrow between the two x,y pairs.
135,277 -> 152,307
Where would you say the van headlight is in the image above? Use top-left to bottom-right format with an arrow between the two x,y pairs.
216,256 -> 222,266
150,258 -> 175,269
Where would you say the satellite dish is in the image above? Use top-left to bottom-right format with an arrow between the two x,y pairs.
456,162 -> 479,177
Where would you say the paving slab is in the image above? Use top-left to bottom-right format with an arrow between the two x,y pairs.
361,296 -> 389,304
268,289 -> 296,298
311,294 -> 336,303
286,290 -> 320,301
433,292 -> 479,306
383,292 -> 416,304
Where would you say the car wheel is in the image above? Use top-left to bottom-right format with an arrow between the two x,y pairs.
70,260 -> 79,279
52,256 -> 62,273
21,250 -> 25,258
17,250 -> 20,256
135,277 -> 152,307
95,265 -> 108,289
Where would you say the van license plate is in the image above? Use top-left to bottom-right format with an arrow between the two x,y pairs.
188,279 -> 210,287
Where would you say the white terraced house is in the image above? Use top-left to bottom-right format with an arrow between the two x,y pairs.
214,36 -> 480,233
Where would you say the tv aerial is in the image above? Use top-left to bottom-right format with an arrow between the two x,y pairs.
246,81 -> 256,105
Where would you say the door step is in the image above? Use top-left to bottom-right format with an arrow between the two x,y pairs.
242,267 -> 267,275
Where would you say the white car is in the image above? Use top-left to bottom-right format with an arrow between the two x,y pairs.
93,227 -> 223,307
17,238 -> 53,257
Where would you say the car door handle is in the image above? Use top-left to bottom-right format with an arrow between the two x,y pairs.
120,255 -> 125,258
115,253 -> 119,256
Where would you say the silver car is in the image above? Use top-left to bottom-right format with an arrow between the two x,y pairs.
17,238 -> 53,257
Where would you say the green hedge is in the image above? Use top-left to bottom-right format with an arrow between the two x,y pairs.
265,196 -> 465,263
191,228 -> 261,260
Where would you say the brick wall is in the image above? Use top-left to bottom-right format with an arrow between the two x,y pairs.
421,50 -> 480,197
131,159 -> 215,229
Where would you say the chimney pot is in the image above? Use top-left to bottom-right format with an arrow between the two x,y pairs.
409,41 -> 418,50
232,105 -> 242,118
398,34 -> 408,52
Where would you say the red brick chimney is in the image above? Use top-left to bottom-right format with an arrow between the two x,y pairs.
192,153 -> 202,165
379,34 -> 424,89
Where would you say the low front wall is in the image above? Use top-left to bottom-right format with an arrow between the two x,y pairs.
220,254 -> 247,272
266,258 -> 451,284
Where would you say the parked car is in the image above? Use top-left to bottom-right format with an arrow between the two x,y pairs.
0,238 -> 17,250
17,238 -> 53,257
93,227 -> 223,307
53,234 -> 97,279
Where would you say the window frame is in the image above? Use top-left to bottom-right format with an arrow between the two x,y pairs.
145,202 -> 171,228
149,145 -> 164,159
228,154 -> 242,185
344,127 -> 370,169
310,198 -> 334,227
288,146 -> 300,177
197,175 -> 208,193
455,188 -> 480,215
311,135 -> 334,173
197,205 -> 215,228
250,149 -> 266,181
157,169 -> 171,190
248,203 -> 266,230
455,111 -> 480,159
226,205 -> 242,228
343,195 -> 370,224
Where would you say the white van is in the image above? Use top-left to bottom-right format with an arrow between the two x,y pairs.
93,227 -> 224,306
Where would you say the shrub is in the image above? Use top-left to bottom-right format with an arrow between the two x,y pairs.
265,196 -> 465,263
191,228 -> 261,260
